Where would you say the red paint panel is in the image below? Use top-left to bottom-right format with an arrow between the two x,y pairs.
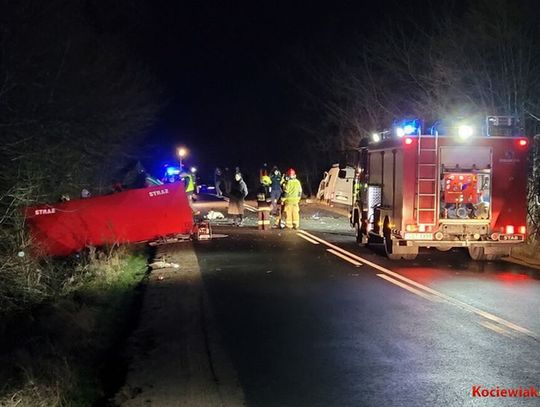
25,183 -> 193,256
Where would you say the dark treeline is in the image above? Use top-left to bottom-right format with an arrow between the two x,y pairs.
0,1 -> 161,404
0,0 -> 160,313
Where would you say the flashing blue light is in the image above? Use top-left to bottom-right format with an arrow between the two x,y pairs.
395,118 -> 421,136
166,166 -> 181,176
403,124 -> 416,134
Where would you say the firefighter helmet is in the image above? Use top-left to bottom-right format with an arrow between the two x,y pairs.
262,175 -> 272,186
287,168 -> 296,177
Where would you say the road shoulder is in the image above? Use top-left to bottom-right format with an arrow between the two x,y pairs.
114,242 -> 245,407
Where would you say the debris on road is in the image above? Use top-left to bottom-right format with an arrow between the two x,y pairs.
205,210 -> 225,220
149,261 -> 180,270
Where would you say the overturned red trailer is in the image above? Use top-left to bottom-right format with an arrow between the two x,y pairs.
25,182 -> 194,256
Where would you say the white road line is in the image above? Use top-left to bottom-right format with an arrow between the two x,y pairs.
297,230 -> 364,262
244,204 -> 258,212
327,249 -> 362,266
297,233 -> 320,245
220,196 -> 257,212
377,274 -> 437,302
479,321 -> 513,338
297,229 -> 538,340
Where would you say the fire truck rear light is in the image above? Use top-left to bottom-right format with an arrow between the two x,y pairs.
518,225 -> 526,234
490,232 -> 500,240
404,137 -> 413,145
517,138 -> 528,147
505,225 -> 514,234
434,231 -> 444,240
406,224 -> 418,232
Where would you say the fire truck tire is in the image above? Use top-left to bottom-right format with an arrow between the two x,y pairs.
355,222 -> 363,244
436,247 -> 452,252
468,245 -> 487,261
402,253 -> 418,260
354,222 -> 368,244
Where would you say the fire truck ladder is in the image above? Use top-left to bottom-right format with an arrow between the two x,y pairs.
415,133 -> 438,226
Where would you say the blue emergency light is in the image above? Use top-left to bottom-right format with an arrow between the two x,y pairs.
394,118 -> 421,137
165,166 -> 181,176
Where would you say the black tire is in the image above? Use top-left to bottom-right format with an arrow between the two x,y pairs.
355,222 -> 362,244
436,247 -> 452,252
468,246 -> 485,261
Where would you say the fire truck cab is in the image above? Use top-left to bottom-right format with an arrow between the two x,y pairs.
350,116 -> 529,260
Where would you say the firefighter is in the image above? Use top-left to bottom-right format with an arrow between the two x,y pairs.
256,175 -> 272,230
180,171 -> 196,206
282,168 -> 302,229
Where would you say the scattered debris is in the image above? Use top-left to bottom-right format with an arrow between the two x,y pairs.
311,212 -> 321,220
149,261 -> 180,270
205,210 -> 225,220
149,235 -> 191,246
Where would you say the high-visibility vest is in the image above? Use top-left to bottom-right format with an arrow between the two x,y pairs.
283,178 -> 302,204
183,174 -> 195,193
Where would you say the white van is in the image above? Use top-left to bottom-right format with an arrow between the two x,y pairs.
316,164 -> 355,206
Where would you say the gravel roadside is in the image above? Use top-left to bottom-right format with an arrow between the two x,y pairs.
114,242 -> 245,407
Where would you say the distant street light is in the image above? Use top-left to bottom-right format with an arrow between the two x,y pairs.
177,146 -> 187,167
190,167 -> 197,173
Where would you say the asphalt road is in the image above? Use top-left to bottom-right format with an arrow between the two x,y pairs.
191,196 -> 540,406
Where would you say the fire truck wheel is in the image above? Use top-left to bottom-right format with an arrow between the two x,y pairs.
355,222 -> 366,244
355,222 -> 362,243
468,245 -> 486,261
387,253 -> 402,260
436,247 -> 452,252
485,254 -> 501,261
401,253 -> 418,260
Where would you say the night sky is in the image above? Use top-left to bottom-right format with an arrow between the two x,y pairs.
127,0 -> 442,179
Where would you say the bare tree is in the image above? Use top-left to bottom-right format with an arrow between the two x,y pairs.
0,0 -> 162,313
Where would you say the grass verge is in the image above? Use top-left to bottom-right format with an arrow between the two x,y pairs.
0,246 -> 149,407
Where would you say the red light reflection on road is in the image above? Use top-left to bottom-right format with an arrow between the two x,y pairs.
495,272 -> 531,282
396,268 -> 445,285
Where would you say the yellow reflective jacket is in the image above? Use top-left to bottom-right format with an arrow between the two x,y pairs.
182,174 -> 195,193
283,178 -> 302,204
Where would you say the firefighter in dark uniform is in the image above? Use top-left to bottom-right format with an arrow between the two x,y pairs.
257,175 -> 272,230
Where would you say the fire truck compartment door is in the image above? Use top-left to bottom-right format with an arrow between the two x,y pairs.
440,146 -> 492,169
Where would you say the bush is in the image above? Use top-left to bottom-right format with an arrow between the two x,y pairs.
0,247 -> 148,407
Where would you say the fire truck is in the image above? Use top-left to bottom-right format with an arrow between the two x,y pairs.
350,116 -> 529,260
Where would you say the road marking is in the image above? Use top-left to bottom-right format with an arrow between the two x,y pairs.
297,233 -> 320,245
297,230 -> 364,262
377,274 -> 437,302
221,196 -> 257,212
244,204 -> 258,212
297,229 -> 538,340
327,249 -> 362,266
479,321 -> 513,338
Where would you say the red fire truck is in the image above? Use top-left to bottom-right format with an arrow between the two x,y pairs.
350,116 -> 529,260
